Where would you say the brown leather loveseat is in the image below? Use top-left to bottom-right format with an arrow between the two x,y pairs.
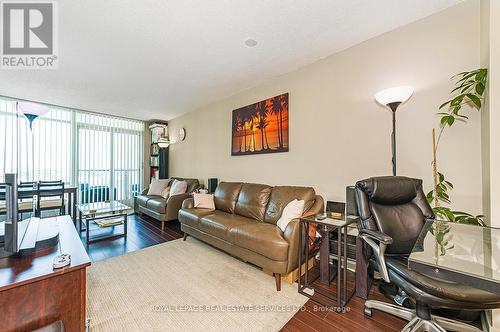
136,177 -> 201,230
178,182 -> 323,291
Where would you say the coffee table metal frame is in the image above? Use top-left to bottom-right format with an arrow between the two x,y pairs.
78,202 -> 129,245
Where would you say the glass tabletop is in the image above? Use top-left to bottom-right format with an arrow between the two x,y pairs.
409,219 -> 500,285
300,212 -> 359,228
77,201 -> 131,216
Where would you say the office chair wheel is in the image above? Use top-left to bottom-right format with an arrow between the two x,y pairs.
364,306 -> 372,317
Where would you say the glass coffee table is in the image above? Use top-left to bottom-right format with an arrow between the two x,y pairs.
78,201 -> 131,245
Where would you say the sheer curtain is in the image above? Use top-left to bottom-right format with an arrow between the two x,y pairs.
0,96 -> 144,207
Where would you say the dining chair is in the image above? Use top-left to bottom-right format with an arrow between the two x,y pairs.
0,183 -> 6,218
18,182 -> 38,216
37,180 -> 65,217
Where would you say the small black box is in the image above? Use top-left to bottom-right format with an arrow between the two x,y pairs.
207,178 -> 218,194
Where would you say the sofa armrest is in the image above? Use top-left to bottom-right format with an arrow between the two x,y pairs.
166,193 -> 192,220
307,195 -> 324,215
283,218 -> 302,273
182,198 -> 194,209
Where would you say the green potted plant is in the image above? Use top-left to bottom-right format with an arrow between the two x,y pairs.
427,68 -> 488,226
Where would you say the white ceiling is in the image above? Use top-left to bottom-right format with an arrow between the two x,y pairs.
0,0 -> 462,121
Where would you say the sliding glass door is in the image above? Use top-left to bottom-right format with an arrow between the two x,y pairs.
76,112 -> 144,206
77,125 -> 112,204
0,96 -> 145,208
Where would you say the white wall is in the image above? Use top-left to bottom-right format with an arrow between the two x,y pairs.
167,0 -> 483,214
482,0 -> 500,228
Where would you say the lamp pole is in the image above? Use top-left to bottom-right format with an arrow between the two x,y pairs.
387,102 -> 401,176
374,85 -> 413,177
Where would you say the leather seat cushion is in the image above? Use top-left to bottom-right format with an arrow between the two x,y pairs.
178,208 -> 215,227
234,183 -> 272,221
386,256 -> 500,304
136,195 -> 151,207
199,211 -> 254,242
264,186 -> 316,224
214,182 -> 243,213
230,223 -> 289,261
146,197 -> 167,213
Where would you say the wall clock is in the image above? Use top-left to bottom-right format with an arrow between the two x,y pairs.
179,128 -> 186,141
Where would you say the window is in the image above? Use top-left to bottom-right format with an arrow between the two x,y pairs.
0,96 -> 145,207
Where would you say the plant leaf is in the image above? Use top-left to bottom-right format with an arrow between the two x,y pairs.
466,94 -> 482,109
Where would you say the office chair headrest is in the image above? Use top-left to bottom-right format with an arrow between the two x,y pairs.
356,176 -> 420,205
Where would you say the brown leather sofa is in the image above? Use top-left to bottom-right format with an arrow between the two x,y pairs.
178,182 -> 324,291
136,177 -> 201,230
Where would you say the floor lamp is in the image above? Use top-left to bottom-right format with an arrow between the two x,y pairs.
374,86 -> 414,176
17,101 -> 49,216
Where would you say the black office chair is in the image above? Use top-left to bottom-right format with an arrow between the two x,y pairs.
355,176 -> 500,332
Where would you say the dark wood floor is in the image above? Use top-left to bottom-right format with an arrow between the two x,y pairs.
80,213 -> 407,330
281,274 -> 407,332
79,213 -> 183,262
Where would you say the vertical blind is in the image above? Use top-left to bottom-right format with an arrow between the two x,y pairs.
0,96 -> 144,207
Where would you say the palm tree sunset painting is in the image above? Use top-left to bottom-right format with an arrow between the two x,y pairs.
231,93 -> 289,156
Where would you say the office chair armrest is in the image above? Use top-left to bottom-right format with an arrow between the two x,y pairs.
359,229 -> 393,245
359,229 -> 392,283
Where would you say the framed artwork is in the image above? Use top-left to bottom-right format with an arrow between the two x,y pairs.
231,93 -> 289,156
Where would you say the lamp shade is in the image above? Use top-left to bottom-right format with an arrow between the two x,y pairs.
18,101 -> 50,117
375,86 -> 414,106
17,101 -> 49,129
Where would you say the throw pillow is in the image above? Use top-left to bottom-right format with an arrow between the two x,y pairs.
170,179 -> 188,196
161,186 -> 171,199
147,179 -> 170,196
193,193 -> 215,210
276,199 -> 305,232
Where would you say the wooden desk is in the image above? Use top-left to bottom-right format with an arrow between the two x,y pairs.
0,216 -> 91,332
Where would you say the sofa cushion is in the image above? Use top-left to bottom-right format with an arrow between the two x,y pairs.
178,208 -> 215,228
146,196 -> 167,213
171,177 -> 200,193
136,195 -> 152,208
230,223 -> 289,261
214,182 -> 243,213
264,186 -> 316,224
193,193 -> 215,210
199,211 -> 254,242
170,179 -> 188,196
234,183 -> 272,221
147,179 -> 171,195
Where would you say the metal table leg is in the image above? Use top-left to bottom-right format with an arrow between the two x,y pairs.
337,225 -> 342,310
343,224 -> 348,305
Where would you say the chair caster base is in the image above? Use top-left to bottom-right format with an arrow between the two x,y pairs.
364,300 -> 486,332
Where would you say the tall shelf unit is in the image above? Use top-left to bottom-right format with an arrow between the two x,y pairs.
149,123 -> 169,180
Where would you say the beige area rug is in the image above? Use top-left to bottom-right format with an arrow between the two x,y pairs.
87,237 -> 307,331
